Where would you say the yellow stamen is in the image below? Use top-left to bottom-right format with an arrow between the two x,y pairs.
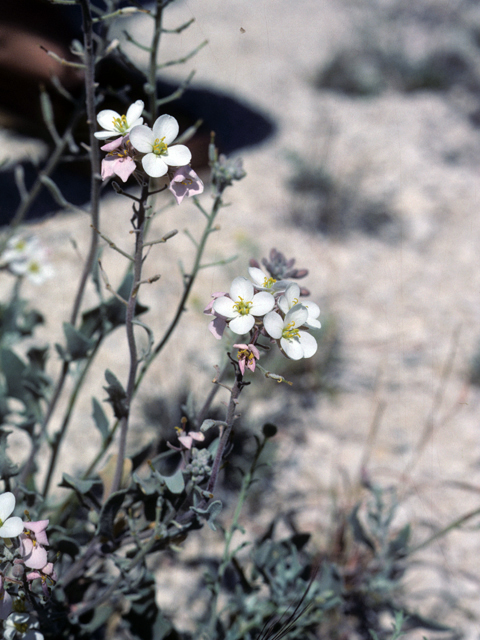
112,114 -> 128,133
233,296 -> 252,316
282,320 -> 300,340
152,136 -> 168,156
262,277 -> 277,288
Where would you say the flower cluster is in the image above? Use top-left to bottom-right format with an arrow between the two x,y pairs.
205,253 -> 320,364
0,493 -> 56,638
0,236 -> 54,285
95,100 -> 204,202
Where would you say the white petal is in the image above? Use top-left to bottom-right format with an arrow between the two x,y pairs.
94,130 -> 118,140
0,492 -> 15,521
305,317 -> 321,329
125,100 -> 144,125
263,311 -> 283,339
285,304 -> 308,328
164,145 -> 192,167
299,331 -> 318,358
250,292 -> 275,316
248,267 -> 267,286
281,336 -> 304,360
142,154 -> 168,177
0,516 -> 24,538
230,277 -> 253,302
277,295 -> 289,315
96,109 -> 120,131
153,114 -> 179,145
285,283 -> 301,307
229,314 -> 255,334
212,296 -> 236,318
130,125 -> 154,153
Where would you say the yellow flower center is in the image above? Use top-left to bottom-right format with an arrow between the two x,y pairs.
152,136 -> 168,156
237,348 -> 255,362
282,321 -> 300,340
15,623 -> 29,633
233,297 -> 252,316
112,114 -> 128,133
28,261 -> 40,275
263,277 -> 277,288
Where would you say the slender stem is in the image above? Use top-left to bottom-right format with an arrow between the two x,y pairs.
207,427 -> 269,635
70,0 -> 102,325
206,371 -> 243,496
135,195 -> 224,392
17,0 -> 101,490
110,183 -> 149,496
147,0 -> 165,125
7,112 -> 82,232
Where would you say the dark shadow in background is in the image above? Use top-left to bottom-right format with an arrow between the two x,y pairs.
0,78 -> 276,226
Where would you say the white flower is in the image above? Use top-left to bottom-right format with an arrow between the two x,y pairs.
0,492 -> 24,538
129,114 -> 192,178
264,305 -> 318,360
248,267 -> 290,293
94,100 -> 144,140
8,245 -> 54,285
277,283 -> 321,329
1,235 -> 40,265
213,277 -> 275,334
4,612 -> 43,640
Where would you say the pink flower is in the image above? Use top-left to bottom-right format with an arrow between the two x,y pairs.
26,562 -> 57,598
24,520 -> 49,546
204,292 -> 228,340
100,136 -> 136,182
19,537 -> 47,570
178,431 -> 205,450
19,520 -> 50,569
168,166 -> 204,204
233,343 -> 260,375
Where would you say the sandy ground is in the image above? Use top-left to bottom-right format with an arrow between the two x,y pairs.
3,0 -> 480,637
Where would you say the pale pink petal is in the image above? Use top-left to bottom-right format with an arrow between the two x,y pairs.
178,436 -> 193,449
101,158 -> 116,180
24,520 -> 49,546
100,137 -> 123,151
153,114 -> 179,145
229,314 -> 255,334
142,153 -> 168,177
114,158 -> 136,182
169,181 -> 188,204
208,317 -> 227,339
19,538 -> 48,569
164,145 -> 192,167
249,344 -> 260,359
130,125 -> 154,153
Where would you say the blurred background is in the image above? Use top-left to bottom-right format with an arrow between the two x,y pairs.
3,0 -> 480,637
